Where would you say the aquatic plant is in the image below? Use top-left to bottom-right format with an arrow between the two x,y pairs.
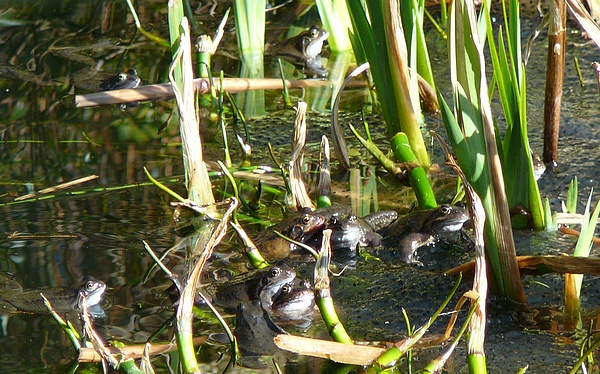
346,0 -> 430,169
315,0 -> 353,53
563,188 -> 600,323
438,0 -> 526,302
485,0 -> 544,229
233,0 -> 265,117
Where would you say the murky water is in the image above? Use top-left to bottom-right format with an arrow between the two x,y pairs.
1,1 -> 600,373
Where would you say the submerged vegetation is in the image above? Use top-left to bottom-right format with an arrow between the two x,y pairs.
2,0 -> 600,373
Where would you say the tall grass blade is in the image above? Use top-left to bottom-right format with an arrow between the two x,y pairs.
443,0 -> 525,302
234,0 -> 265,117
346,0 -> 430,168
482,0 -> 544,229
315,0 -> 353,52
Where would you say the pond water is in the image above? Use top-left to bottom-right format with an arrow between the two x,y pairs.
1,1 -> 600,373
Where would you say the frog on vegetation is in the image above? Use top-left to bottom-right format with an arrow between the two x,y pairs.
380,204 -> 471,265
99,68 -> 141,91
266,25 -> 329,78
253,208 -> 326,262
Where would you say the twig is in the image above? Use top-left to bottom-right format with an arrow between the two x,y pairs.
15,175 -> 98,201
72,78 -> 336,108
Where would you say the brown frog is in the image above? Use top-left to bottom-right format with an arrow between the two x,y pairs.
310,206 -> 398,252
0,275 -> 106,315
211,263 -> 296,311
266,25 -> 329,78
99,68 -> 141,91
270,278 -> 315,327
253,208 -> 326,262
381,205 -> 470,265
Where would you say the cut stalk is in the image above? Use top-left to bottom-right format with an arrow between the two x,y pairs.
543,0 -> 566,165
315,230 -> 353,344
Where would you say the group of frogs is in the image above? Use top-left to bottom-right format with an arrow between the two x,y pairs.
254,203 -> 471,265
54,25 -> 471,361
209,203 -> 471,360
0,204 -> 470,363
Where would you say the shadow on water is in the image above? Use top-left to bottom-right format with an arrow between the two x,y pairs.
2,1 -> 600,372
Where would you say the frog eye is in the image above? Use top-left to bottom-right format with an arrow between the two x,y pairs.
329,216 -> 339,225
301,214 -> 311,225
281,284 -> 293,294
269,267 -> 282,278
441,206 -> 452,214
85,281 -> 95,292
117,73 -> 128,81
291,224 -> 304,237
310,28 -> 319,37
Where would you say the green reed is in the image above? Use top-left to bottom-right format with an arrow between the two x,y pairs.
346,0 -> 430,169
485,0 -> 544,229
438,0 -> 526,303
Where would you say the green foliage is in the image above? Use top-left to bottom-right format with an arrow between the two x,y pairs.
233,0 -> 265,117
566,177 -> 579,214
484,0 -> 544,229
315,0 -> 353,52
438,0 -> 525,302
390,133 -> 437,209
346,0 -> 429,168
572,191 -> 600,294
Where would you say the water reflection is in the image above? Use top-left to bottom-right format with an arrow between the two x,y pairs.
2,1 -> 600,373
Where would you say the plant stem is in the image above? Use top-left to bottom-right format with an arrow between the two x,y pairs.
390,132 -> 437,209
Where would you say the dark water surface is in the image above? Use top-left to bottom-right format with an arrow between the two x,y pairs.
2,1 -> 600,373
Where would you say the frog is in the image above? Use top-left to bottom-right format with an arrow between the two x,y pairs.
266,25 -> 329,78
270,278 -> 315,327
234,300 -> 286,361
380,204 -> 470,265
531,152 -> 546,181
310,206 -> 398,252
0,275 -> 106,315
253,208 -> 326,262
99,68 -> 141,91
211,263 -> 296,311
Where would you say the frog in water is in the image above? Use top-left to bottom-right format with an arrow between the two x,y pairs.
0,276 -> 106,315
381,204 -> 470,265
253,208 -> 326,262
270,278 -> 315,328
99,68 -> 141,91
99,68 -> 141,108
234,300 -> 286,363
307,206 -> 397,253
211,263 -> 296,311
266,25 -> 329,78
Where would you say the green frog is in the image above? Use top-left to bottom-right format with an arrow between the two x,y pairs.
381,205 -> 470,265
266,25 -> 329,77
0,276 -> 106,315
212,263 -> 296,311
99,68 -> 141,91
253,208 -> 326,262
270,278 -> 315,327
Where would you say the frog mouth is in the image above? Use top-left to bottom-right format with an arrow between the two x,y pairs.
436,220 -> 468,233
